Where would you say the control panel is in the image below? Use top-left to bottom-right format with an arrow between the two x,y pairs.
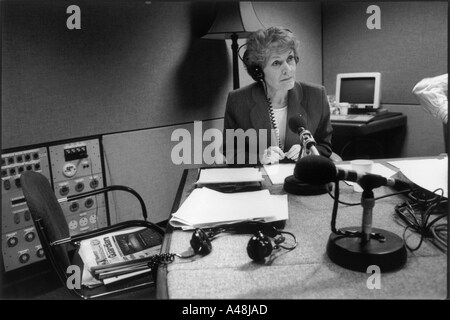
1,138 -> 108,272
1,148 -> 51,271
50,139 -> 108,236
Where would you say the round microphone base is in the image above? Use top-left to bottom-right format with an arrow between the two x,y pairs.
283,175 -> 331,195
326,227 -> 407,272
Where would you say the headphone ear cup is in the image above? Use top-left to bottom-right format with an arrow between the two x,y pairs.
242,49 -> 264,82
249,65 -> 264,82
190,228 -> 212,255
247,231 -> 273,261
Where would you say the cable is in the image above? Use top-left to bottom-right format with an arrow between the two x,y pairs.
430,223 -> 447,251
238,41 -> 283,151
394,188 -> 447,252
326,181 -> 417,206
326,180 -> 447,249
266,96 -> 283,150
275,230 -> 298,250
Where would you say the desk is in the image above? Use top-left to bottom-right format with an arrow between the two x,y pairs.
332,113 -> 407,160
157,157 -> 446,299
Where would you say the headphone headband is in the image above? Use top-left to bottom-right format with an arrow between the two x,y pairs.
238,39 -> 299,83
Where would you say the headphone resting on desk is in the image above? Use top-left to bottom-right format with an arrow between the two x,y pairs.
147,224 -> 297,285
185,222 -> 298,261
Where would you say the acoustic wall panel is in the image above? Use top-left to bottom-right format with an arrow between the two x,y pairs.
240,2 -> 323,86
1,1 -> 229,149
2,1 -> 324,151
322,2 -> 447,105
384,104 -> 446,157
102,119 -> 224,224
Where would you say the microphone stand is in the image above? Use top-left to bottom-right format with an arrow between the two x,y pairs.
360,189 -> 375,245
283,129 -> 331,195
326,178 -> 407,272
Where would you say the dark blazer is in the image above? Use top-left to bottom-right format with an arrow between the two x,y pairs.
223,81 -> 333,163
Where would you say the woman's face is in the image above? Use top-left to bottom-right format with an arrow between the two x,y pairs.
263,49 -> 297,93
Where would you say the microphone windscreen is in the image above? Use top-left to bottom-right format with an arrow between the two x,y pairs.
294,155 -> 336,185
288,116 -> 307,134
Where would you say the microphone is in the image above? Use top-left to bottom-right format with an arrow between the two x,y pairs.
288,116 -> 320,156
294,155 -> 413,191
283,118 -> 331,196
295,155 -> 409,273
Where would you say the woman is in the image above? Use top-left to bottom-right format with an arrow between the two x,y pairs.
222,26 -> 333,165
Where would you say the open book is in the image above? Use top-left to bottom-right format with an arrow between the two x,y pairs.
78,227 -> 162,288
169,188 -> 288,230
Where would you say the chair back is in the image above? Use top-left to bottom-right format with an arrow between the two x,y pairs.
20,171 -> 72,268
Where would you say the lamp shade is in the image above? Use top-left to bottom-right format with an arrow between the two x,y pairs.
202,2 -> 265,40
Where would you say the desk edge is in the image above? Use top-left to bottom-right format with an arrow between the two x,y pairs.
156,168 -> 189,299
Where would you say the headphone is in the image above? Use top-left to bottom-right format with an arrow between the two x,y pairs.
147,223 -> 297,283
239,27 -> 300,84
189,228 -> 213,256
241,46 -> 265,83
246,226 -> 297,261
184,222 -> 298,262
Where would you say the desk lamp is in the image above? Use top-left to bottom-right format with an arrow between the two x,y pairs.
202,2 -> 265,89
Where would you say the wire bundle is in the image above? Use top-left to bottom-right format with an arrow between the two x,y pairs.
394,188 -> 448,252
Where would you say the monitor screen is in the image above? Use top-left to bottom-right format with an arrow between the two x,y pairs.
335,72 -> 381,109
340,78 -> 375,104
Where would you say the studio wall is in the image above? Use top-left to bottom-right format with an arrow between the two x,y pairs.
323,1 -> 447,105
322,2 -> 447,157
2,1 -> 323,150
1,0 -> 228,149
242,2 -> 323,86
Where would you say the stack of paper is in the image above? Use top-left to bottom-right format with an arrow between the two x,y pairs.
263,164 -> 296,185
196,167 -> 264,185
388,157 -> 448,198
169,188 -> 288,230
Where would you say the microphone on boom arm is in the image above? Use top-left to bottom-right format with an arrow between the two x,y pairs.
294,154 -> 414,191
294,155 -> 409,273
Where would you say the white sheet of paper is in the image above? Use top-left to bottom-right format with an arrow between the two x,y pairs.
336,163 -> 397,186
170,188 -> 288,229
196,167 -> 263,184
263,163 -> 296,185
388,158 -> 448,198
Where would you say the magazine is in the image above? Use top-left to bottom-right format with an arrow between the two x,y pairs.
78,227 -> 163,287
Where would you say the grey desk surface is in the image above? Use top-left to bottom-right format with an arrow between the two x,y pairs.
157,157 -> 447,299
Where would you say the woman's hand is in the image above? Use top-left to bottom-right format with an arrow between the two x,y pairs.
285,144 -> 301,161
261,146 -> 285,164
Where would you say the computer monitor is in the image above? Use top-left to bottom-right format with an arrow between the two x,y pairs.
335,72 -> 381,109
